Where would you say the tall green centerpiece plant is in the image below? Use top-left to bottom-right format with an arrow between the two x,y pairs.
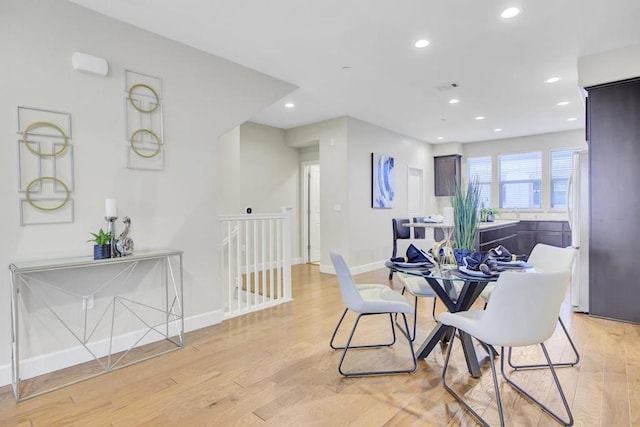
451,180 -> 480,265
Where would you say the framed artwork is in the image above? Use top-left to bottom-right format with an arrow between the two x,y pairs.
371,153 -> 394,208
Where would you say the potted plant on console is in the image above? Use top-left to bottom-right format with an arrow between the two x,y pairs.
451,180 -> 480,265
88,228 -> 112,260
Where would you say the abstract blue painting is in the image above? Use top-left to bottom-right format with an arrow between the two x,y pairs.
372,153 -> 394,208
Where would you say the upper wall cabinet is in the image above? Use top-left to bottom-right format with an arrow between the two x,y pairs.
434,155 -> 461,196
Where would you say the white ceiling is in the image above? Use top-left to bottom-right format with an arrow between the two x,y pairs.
69,0 -> 640,143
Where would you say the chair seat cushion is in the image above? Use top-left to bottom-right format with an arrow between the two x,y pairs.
397,273 -> 437,297
356,285 -> 415,315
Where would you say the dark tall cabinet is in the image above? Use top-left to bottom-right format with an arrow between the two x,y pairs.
587,77 -> 640,324
434,155 -> 461,196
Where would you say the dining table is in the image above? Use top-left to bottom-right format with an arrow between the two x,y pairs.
386,260 -> 533,378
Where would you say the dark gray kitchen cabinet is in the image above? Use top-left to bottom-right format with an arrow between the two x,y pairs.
587,77 -> 640,324
516,221 -> 571,257
478,222 -> 518,253
434,155 -> 461,196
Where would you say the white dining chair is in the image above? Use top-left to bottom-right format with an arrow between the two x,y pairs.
395,272 -> 437,341
482,243 -> 579,370
329,251 -> 417,376
440,270 -> 574,426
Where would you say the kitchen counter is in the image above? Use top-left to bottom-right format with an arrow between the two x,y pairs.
477,219 -> 519,230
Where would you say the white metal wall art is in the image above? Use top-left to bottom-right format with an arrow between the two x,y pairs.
125,70 -> 164,170
17,107 -> 75,225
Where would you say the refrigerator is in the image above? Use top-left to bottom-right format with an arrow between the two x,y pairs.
567,150 -> 589,313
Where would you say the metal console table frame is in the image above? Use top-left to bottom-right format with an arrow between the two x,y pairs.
9,249 -> 184,401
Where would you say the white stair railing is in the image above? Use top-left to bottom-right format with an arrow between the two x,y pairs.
219,208 -> 292,319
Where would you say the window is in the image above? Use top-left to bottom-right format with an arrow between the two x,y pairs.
550,149 -> 577,208
467,156 -> 492,207
499,152 -> 542,209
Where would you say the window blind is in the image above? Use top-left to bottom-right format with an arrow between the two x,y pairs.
467,156 -> 492,207
499,152 -> 542,209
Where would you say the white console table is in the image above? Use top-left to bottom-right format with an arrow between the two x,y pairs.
9,249 -> 184,401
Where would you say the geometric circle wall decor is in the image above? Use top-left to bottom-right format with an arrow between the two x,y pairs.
125,70 -> 164,170
17,106 -> 75,225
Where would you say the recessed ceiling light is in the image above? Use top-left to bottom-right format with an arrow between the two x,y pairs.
556,101 -> 570,106
414,39 -> 430,48
501,7 -> 520,19
474,116 -> 485,120
436,136 -> 444,140
448,99 -> 460,104
284,103 -> 295,108
494,128 -> 503,132
568,117 -> 577,121
545,77 -> 561,83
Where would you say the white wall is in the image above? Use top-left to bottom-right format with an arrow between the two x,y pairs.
578,43 -> 640,87
238,122 -> 302,261
0,0 -> 295,384
345,118 -> 435,268
286,117 -> 435,271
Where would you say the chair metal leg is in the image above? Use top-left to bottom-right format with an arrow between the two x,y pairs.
441,329 -> 491,427
507,317 -> 579,370
330,309 -> 396,350
336,312 -> 417,377
500,344 -> 574,426
395,289 -> 437,343
443,337 -> 572,426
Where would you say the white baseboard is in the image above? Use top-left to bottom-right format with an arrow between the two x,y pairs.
319,259 -> 387,275
0,309 -> 224,388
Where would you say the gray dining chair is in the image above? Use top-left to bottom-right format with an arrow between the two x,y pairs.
440,270 -> 574,426
329,251 -> 417,376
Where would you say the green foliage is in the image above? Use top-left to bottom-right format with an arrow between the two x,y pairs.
480,207 -> 500,221
451,180 -> 480,250
87,228 -> 112,245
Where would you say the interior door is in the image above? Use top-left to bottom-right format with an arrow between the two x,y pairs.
408,167 -> 424,219
308,164 -> 321,263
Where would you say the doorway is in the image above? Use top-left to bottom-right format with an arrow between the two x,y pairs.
407,167 -> 424,219
303,162 -> 320,264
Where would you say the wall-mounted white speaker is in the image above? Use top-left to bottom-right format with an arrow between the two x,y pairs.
72,52 -> 109,77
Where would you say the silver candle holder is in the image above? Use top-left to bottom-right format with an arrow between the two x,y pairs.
105,216 -> 118,258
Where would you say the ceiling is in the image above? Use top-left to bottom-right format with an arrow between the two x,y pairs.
69,0 -> 640,144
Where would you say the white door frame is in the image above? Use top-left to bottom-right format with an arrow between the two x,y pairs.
301,161 -> 320,263
407,166 -> 425,219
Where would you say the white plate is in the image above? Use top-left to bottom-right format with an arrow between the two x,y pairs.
496,260 -> 526,266
459,266 -> 499,277
393,261 -> 433,268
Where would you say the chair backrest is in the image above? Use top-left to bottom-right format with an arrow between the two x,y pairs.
330,251 -> 366,312
413,217 -> 426,239
527,244 -> 576,272
391,218 -> 411,257
479,270 -> 572,347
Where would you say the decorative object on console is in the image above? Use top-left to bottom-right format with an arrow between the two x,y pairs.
87,228 -> 112,260
115,216 -> 134,256
125,70 -> 164,170
451,180 -> 480,265
105,198 -> 118,258
371,152 -> 394,208
16,107 -> 75,225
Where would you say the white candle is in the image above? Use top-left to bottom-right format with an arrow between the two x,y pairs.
105,198 -> 117,218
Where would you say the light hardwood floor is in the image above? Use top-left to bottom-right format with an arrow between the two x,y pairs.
1,264 -> 638,426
